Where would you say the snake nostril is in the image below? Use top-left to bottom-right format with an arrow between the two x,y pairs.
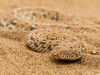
90,50 -> 97,55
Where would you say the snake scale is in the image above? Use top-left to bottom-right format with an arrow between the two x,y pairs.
1,7 -> 100,60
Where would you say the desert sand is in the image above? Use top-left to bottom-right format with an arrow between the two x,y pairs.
0,0 -> 100,75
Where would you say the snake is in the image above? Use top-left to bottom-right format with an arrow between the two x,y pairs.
1,7 -> 100,60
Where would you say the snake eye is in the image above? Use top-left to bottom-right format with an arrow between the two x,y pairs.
11,20 -> 17,25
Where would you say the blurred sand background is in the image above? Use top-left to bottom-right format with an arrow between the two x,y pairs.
0,0 -> 100,75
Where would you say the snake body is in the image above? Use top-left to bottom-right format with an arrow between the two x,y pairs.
1,7 -> 99,60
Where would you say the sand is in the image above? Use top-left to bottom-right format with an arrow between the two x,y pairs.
0,0 -> 100,75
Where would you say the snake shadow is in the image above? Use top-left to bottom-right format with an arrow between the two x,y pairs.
49,56 -> 81,65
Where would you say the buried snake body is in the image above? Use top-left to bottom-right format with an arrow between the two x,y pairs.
1,7 -> 99,60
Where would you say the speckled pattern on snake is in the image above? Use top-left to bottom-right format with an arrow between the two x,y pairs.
1,7 -> 100,60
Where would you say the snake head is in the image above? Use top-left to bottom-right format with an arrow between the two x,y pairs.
52,42 -> 83,60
